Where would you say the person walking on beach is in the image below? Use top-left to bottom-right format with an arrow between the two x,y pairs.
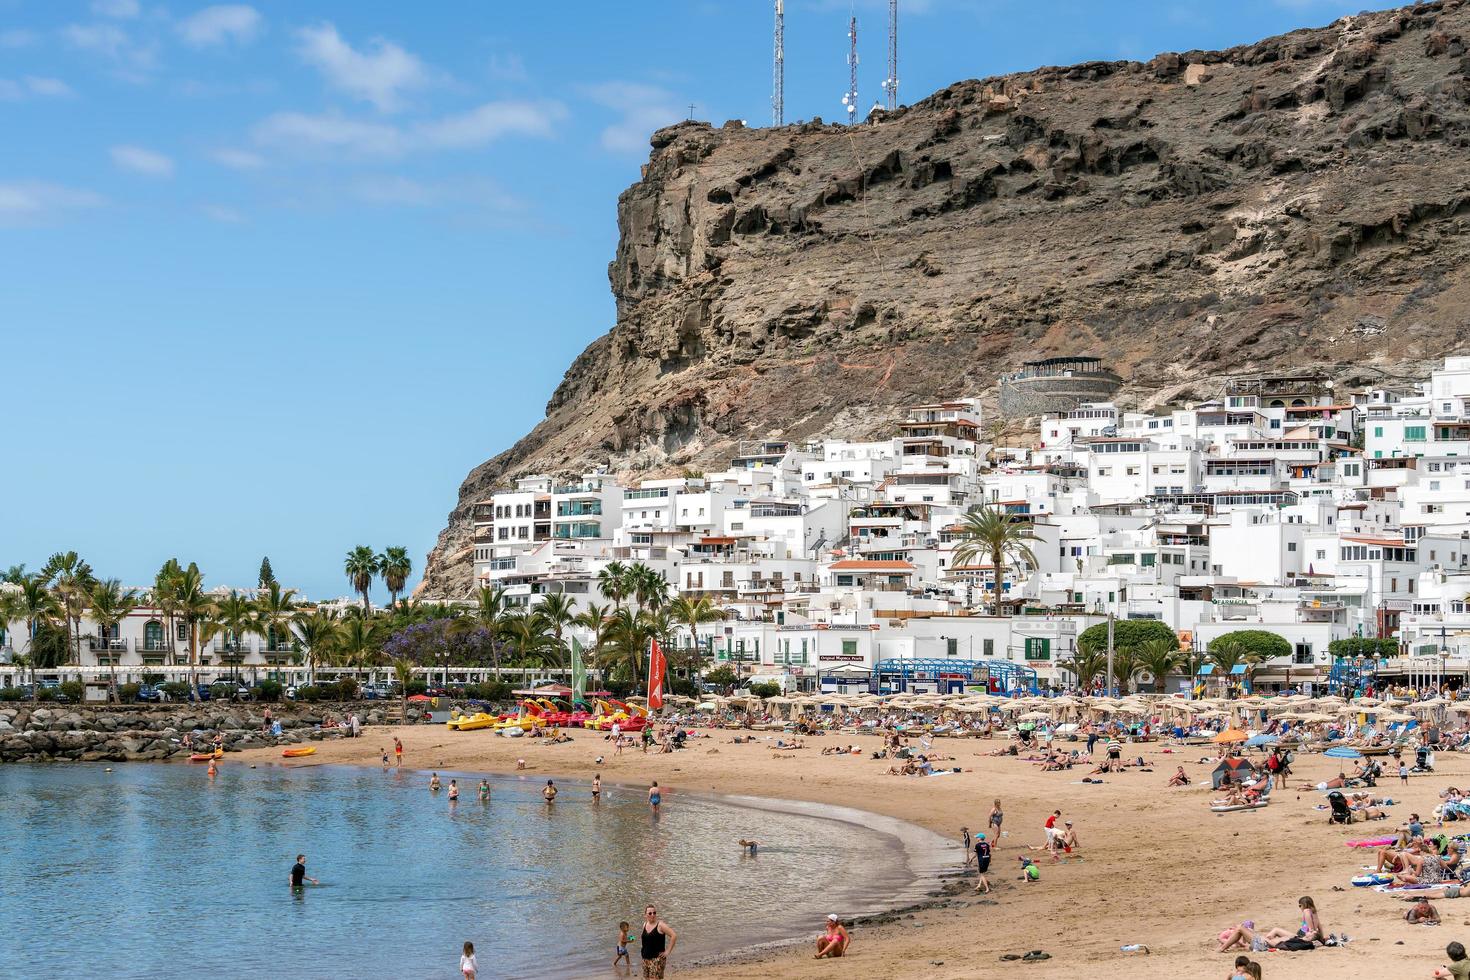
543,779 -> 558,804
988,799 -> 1004,841
460,941 -> 478,980
639,905 -> 676,978
289,854 -> 318,889
614,921 -> 632,968
394,736 -> 403,767
974,833 -> 992,893
648,781 -> 662,814
477,778 -> 490,802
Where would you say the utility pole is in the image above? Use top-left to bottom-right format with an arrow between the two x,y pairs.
883,0 -> 898,111
1106,611 -> 1115,698
772,0 -> 785,127
843,15 -> 858,125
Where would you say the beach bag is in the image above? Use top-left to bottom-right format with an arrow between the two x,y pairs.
1276,938 -> 1315,952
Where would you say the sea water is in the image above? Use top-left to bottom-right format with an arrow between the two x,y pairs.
0,763 -> 923,979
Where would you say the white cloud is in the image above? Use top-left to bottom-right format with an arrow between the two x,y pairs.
0,181 -> 104,224
0,76 -> 74,101
209,147 -> 265,170
583,82 -> 686,154
62,22 -> 159,77
0,29 -> 39,49
110,144 -> 175,177
91,0 -> 140,18
252,100 -> 564,158
201,204 -> 246,223
294,22 -> 428,112
177,5 -> 262,48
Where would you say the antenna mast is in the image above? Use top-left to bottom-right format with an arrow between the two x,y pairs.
844,14 -> 858,125
772,0 -> 784,127
884,0 -> 898,111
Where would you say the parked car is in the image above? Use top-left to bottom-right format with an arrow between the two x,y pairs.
232,683 -> 253,702
194,684 -> 213,702
135,685 -> 162,703
358,685 -> 381,700
39,681 -> 71,703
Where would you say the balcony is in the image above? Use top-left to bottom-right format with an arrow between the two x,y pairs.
556,502 -> 603,517
138,639 -> 175,664
553,482 -> 604,495
212,640 -> 253,663
90,637 -> 128,664
261,645 -> 297,665
625,488 -> 670,501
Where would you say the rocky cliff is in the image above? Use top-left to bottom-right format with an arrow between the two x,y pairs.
423,0 -> 1470,596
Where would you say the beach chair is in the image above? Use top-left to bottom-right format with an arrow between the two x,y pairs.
1327,790 -> 1353,824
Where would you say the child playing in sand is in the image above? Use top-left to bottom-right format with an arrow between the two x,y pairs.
1018,856 -> 1040,882
614,921 -> 631,967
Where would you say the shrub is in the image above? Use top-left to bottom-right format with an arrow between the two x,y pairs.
0,687 -> 22,702
59,681 -> 83,702
1212,629 -> 1292,661
37,687 -> 60,702
160,681 -> 191,700
669,676 -> 698,698
332,678 -> 358,701
209,682 -> 234,701
481,680 -> 512,702
602,679 -> 633,699
749,681 -> 781,698
294,685 -> 323,703
1078,619 -> 1177,651
703,666 -> 738,690
255,680 -> 283,702
405,679 -> 428,696
118,683 -> 141,703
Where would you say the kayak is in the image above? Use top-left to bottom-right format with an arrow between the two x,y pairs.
281,747 -> 317,758
188,752 -> 220,762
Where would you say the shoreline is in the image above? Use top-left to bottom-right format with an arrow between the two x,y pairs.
230,724 -> 1465,979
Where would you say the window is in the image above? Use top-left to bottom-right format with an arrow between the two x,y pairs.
841,639 -> 858,656
1293,642 -> 1313,665
1373,426 -> 1383,438
1315,550 -> 1326,560
1287,542 -> 1297,552
176,622 -> 189,641
983,638 -> 995,657
1406,426 -> 1427,442
1140,553 -> 1156,567
1125,466 -> 1139,476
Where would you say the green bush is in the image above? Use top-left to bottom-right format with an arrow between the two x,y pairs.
141,672 -> 164,687
118,683 -> 141,703
331,678 -> 358,701
669,676 -> 698,697
1211,629 -> 1292,661
703,666 -> 738,690
160,681 -> 191,700
255,680 -> 283,702
749,681 -> 781,698
0,687 -> 23,702
481,680 -> 512,702
602,679 -> 633,698
405,679 -> 427,696
59,681 -> 83,702
37,687 -> 60,701
1078,620 -> 1177,651
295,685 -> 323,702
1328,637 -> 1398,660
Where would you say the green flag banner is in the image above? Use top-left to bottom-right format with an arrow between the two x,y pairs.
571,636 -> 586,702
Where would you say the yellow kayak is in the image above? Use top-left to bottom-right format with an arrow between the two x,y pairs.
281,747 -> 317,758
447,712 -> 496,731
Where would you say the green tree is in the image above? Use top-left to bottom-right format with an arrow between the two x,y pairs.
210,590 -> 263,666
1206,637 -> 1248,697
1134,637 -> 1181,694
1077,619 -> 1177,651
343,546 -> 380,613
949,506 -> 1040,615
292,608 -> 340,683
152,559 -> 184,667
2,564 -> 26,585
537,593 -> 577,671
668,595 -> 724,679
1059,640 -> 1107,691
256,581 -> 300,655
170,563 -> 211,700
599,607 -> 652,690
390,656 -> 415,719
257,556 -> 277,589
88,579 -> 138,702
1110,645 -> 1141,695
41,551 -> 95,666
377,546 -> 413,610
596,561 -> 631,612
337,615 -> 384,673
502,610 -> 556,670
471,585 -> 511,679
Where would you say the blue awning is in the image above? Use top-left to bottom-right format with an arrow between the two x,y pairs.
1198,664 -> 1215,675
1230,664 -> 1247,675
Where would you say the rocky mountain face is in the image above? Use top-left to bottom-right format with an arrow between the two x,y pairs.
423,0 -> 1470,597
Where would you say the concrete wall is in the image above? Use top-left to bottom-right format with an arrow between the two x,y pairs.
999,374 -> 1123,418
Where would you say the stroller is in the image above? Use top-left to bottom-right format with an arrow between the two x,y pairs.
1328,790 -> 1353,824
1416,746 -> 1435,772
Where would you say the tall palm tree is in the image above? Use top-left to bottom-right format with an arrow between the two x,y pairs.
537,593 -> 577,671
472,585 -> 510,679
949,506 -> 1040,616
1207,637 -> 1247,698
627,563 -> 669,614
211,591 -> 263,670
88,579 -> 138,701
1135,637 -> 1181,694
343,546 -> 380,613
2,564 -> 27,585
171,563 -> 211,701
596,561 -> 630,612
600,607 -> 649,689
337,616 -> 383,683
292,608 -> 340,685
389,655 -> 414,719
1059,640 -> 1107,692
153,559 -> 183,667
0,588 -> 22,653
1110,645 -> 1141,695
668,595 -> 724,680
377,546 -> 413,610
256,581 -> 300,658
41,551 -> 95,666
504,610 -> 555,671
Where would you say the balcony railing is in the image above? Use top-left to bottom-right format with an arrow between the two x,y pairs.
91,637 -> 128,653
624,489 -> 669,500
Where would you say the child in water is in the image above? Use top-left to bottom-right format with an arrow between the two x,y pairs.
614,921 -> 631,967
460,941 -> 477,980
381,747 -> 390,770
592,774 -> 601,801
447,779 -> 458,801
543,780 -> 557,803
477,779 -> 490,802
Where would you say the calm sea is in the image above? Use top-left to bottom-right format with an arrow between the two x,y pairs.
0,762 -> 927,979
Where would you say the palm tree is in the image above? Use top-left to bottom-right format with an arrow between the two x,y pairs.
1134,637 -> 1181,694
537,593 -> 577,671
503,610 -> 556,672
41,551 -> 95,666
1110,645 -> 1141,695
88,579 -> 138,701
1207,638 -> 1247,698
2,564 -> 27,585
337,616 -> 383,686
256,581 -> 300,661
596,561 -> 630,612
153,559 -> 183,667
389,655 -> 414,719
171,564 -> 211,701
211,591 -> 263,672
627,563 -> 669,614
471,586 -> 510,679
1059,640 -> 1107,692
600,607 -> 650,689
949,506 -> 1040,616
668,595 -> 723,680
378,546 -> 413,610
343,546 -> 380,613
292,608 -> 340,685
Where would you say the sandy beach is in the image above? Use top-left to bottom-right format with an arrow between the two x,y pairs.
235,726 -> 1466,979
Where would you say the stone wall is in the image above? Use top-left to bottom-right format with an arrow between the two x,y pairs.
0,702 -> 387,764
997,375 -> 1123,418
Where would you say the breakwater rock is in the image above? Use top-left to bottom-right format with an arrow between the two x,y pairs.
0,703 -> 387,763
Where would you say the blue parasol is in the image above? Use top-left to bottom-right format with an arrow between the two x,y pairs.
1324,745 -> 1363,760
1245,734 -> 1279,747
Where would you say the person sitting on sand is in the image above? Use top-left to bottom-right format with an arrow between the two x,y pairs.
1256,896 -> 1325,947
1432,940 -> 1470,980
1216,920 -> 1257,953
1168,766 -> 1190,786
1406,897 -> 1442,925
815,915 -> 849,958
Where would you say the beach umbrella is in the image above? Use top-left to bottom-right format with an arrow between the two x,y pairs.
1245,734 -> 1279,747
1448,703 -> 1470,714
1017,711 -> 1052,721
1378,712 -> 1414,722
1212,729 -> 1248,743
696,701 -> 718,711
1324,746 -> 1363,760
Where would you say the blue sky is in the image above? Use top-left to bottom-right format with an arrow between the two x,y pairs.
0,0 -> 1373,600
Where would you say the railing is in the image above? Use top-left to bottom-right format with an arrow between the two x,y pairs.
556,502 -> 602,517
553,482 -> 603,495
139,640 -> 175,654
91,638 -> 128,652
624,489 -> 669,500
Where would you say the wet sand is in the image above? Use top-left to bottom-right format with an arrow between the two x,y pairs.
234,726 -> 1469,979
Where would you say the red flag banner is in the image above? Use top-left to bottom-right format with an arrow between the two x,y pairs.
648,639 -> 666,711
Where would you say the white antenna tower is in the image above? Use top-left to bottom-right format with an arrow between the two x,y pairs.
843,14 -> 858,125
772,0 -> 784,127
883,0 -> 898,111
